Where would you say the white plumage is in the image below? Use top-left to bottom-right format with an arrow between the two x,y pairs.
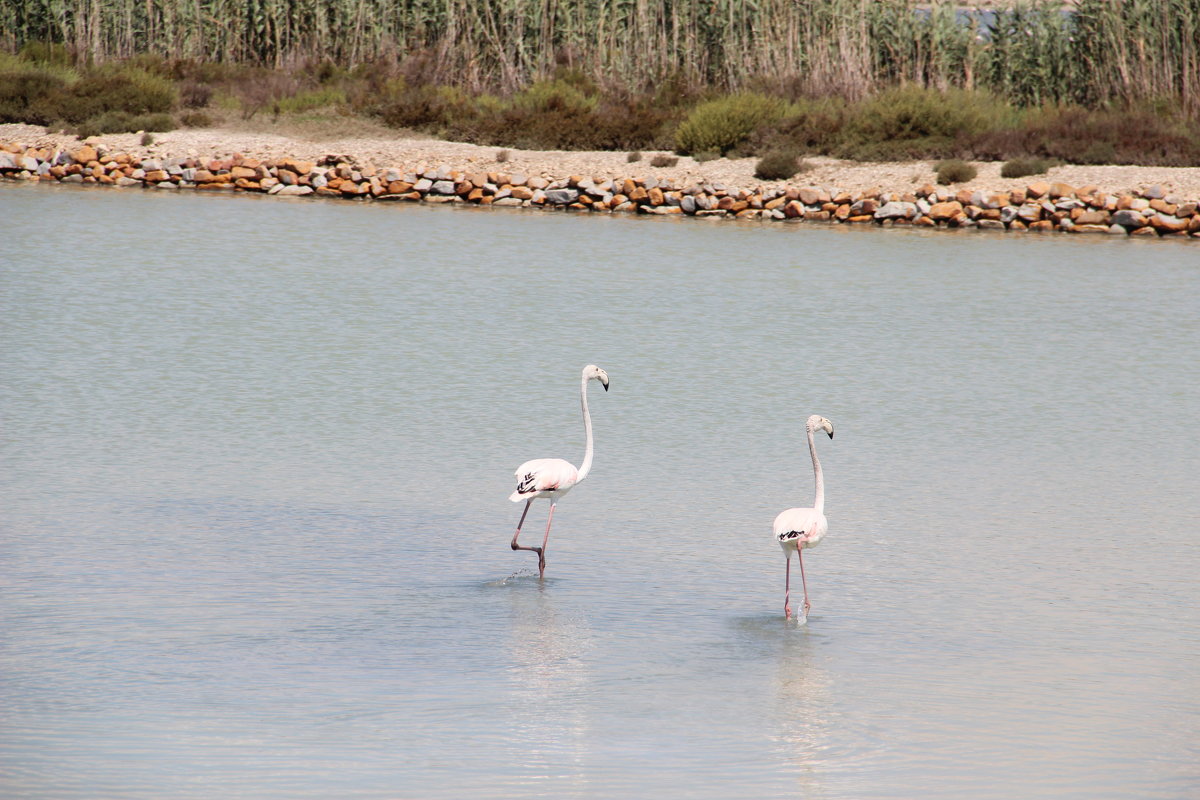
774,414 -> 834,620
508,364 -> 609,577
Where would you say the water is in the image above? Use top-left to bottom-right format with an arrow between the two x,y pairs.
2,182 -> 1198,799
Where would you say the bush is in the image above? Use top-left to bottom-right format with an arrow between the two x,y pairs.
838,86 -> 1009,160
627,151 -> 642,162
935,159 -> 977,184
754,150 -> 803,180
0,67 -> 67,123
75,111 -> 175,138
673,93 -> 789,156
650,154 -> 678,168
179,110 -> 213,127
32,66 -> 177,124
693,150 -> 721,162
1000,156 -> 1055,178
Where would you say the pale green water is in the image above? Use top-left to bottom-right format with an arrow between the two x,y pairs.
2,182 -> 1198,799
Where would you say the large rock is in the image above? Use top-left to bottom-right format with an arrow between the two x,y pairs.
70,145 -> 98,164
928,201 -> 963,221
1026,181 -> 1051,199
1112,210 -> 1148,228
874,201 -> 916,220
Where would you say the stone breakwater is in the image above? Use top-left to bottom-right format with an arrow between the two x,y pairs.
4,142 -> 1200,239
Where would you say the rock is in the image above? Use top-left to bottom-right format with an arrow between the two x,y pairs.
413,178 -> 433,192
71,145 -> 98,164
1017,204 -> 1042,223
1026,181 -> 1051,199
977,219 -> 1007,230
143,170 -> 169,183
681,195 -> 697,214
1112,210 -> 1147,228
430,180 -> 456,195
1049,182 -> 1075,199
874,201 -> 916,220
1075,209 -> 1110,225
798,187 -> 824,206
1149,214 -> 1189,233
1028,220 -> 1056,232
1142,184 -> 1165,199
510,186 -> 534,200
115,176 -> 141,187
928,201 -> 963,221
1070,224 -> 1112,234
784,200 -> 805,219
1149,198 -> 1177,215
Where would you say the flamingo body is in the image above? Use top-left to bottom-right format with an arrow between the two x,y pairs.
510,458 -> 580,502
773,507 -> 827,551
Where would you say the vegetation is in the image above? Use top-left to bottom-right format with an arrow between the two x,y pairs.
935,159 -> 978,185
1000,156 -> 1057,178
2,0 -> 1198,166
754,151 -> 806,180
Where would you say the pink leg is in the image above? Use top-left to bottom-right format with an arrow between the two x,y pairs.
510,500 -> 534,554
784,552 -> 793,619
797,546 -> 811,614
536,502 -> 556,578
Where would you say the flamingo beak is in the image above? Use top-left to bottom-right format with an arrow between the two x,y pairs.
602,380 -> 609,392
827,428 -> 834,439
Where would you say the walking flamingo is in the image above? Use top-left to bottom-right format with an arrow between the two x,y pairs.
509,364 -> 609,577
773,415 -> 835,619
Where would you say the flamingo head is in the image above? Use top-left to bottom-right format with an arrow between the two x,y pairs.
807,415 -> 834,439
583,364 -> 610,391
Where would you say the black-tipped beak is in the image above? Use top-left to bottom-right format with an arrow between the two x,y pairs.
827,429 -> 834,439
602,380 -> 610,392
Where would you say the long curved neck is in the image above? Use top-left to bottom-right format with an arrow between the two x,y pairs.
577,375 -> 595,481
808,426 -> 824,515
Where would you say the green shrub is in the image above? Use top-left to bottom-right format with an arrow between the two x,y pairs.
179,110 -> 213,127
1000,156 -> 1055,178
935,159 -> 977,184
627,151 -> 642,162
650,154 -> 678,168
838,86 -> 1009,160
0,67 -> 67,123
693,150 -> 721,162
35,66 -> 177,124
673,93 -> 789,156
754,150 -> 803,180
512,79 -> 597,116
275,86 -> 347,114
75,110 -> 175,137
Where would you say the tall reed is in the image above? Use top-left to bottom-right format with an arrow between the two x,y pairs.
2,0 -> 1196,115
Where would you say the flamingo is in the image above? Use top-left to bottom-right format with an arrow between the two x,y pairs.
509,364 -> 609,577
773,415 -> 835,620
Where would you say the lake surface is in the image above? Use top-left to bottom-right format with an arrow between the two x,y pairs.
2,182 -> 1198,799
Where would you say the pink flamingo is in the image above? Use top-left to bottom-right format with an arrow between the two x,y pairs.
773,415 -> 835,619
509,364 -> 609,577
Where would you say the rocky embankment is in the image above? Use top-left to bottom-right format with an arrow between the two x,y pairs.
4,141 -> 1199,239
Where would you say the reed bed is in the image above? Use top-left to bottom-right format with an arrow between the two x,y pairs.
2,0 -> 1197,114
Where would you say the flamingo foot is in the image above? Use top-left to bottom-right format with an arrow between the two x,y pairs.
784,604 -> 792,620
536,549 -> 546,578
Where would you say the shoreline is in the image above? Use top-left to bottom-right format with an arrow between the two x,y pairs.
3,124 -> 1198,239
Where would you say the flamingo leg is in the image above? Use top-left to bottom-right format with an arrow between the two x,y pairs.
797,545 -> 811,614
784,551 -> 793,619
510,500 -> 534,552
536,501 -> 556,578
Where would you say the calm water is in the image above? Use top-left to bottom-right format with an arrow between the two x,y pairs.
2,182 -> 1198,799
